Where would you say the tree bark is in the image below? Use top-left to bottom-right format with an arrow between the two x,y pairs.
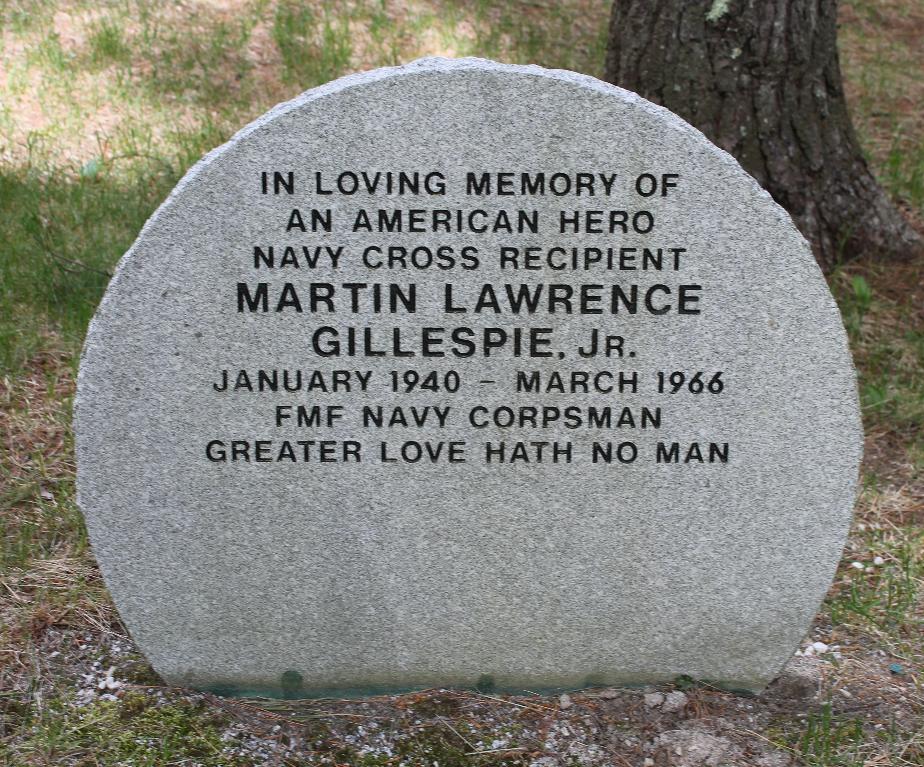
604,0 -> 923,271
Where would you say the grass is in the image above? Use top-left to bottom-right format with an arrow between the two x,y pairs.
769,699 -> 924,766
0,356 -> 84,572
840,0 -> 924,215
883,136 -> 924,211
0,1 -> 922,765
87,19 -> 131,66
272,2 -> 353,85
826,492 -> 923,639
8,696 -> 239,766
830,262 -> 924,445
796,704 -> 865,767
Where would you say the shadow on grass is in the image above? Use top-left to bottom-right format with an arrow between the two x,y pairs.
0,124 -> 229,373
0,166 -> 154,371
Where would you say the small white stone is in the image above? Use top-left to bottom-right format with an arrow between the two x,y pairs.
75,688 -> 96,706
644,692 -> 665,708
873,556 -> 885,566
811,641 -> 829,654
558,693 -> 573,710
661,691 -> 688,712
102,667 -> 122,690
850,561 -> 864,570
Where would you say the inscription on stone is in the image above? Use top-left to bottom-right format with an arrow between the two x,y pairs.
76,58 -> 862,696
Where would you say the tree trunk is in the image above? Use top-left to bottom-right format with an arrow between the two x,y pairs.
604,0 -> 923,271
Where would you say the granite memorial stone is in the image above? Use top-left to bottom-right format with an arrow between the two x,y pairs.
76,57 -> 863,696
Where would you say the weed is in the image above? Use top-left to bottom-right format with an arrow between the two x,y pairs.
88,19 -> 130,66
883,134 -> 924,209
27,31 -> 72,73
827,531 -> 923,633
841,274 -> 873,337
797,704 -> 865,766
781,702 -> 924,767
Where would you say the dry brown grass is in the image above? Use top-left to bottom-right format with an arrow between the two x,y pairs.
0,338 -> 120,698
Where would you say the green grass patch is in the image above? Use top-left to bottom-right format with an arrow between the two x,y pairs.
0,162 -> 159,370
796,704 -> 866,767
0,474 -> 87,571
140,15 -> 259,107
839,0 -> 924,218
773,703 -> 924,767
0,116 -> 232,372
0,1 -> 57,34
26,31 -> 74,73
273,1 -> 353,87
830,267 -> 924,441
882,133 -> 924,211
87,18 -> 131,66
858,329 -> 924,434
3,696 -> 240,767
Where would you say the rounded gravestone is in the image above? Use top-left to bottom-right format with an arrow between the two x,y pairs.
76,57 -> 862,697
